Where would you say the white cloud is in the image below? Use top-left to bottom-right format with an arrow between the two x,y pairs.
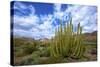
32,14 -> 54,39
13,2 -> 27,10
28,5 -> 36,16
53,4 -> 64,20
82,12 -> 97,33
63,5 -> 97,33
14,15 -> 39,26
13,29 -> 33,38
54,4 -> 61,12
13,2 -> 36,16
13,2 -> 39,27
14,14 -> 54,39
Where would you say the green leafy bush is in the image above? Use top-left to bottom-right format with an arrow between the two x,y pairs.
21,41 -> 37,55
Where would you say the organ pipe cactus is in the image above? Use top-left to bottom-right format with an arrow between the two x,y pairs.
49,18 -> 85,58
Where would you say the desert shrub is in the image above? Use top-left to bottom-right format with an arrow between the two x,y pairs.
31,51 -> 41,57
31,45 -> 50,57
13,38 -> 27,47
21,41 -> 37,55
19,55 -> 34,65
39,46 -> 50,57
18,52 -> 41,65
14,49 -> 25,57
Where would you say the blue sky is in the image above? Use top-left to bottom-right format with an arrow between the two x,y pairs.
11,1 -> 97,39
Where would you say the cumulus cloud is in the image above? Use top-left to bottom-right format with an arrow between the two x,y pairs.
54,4 -> 61,12
14,15 -> 39,26
53,4 -> 64,20
59,5 -> 97,33
12,2 -> 55,39
13,1 -> 27,10
58,4 -> 97,33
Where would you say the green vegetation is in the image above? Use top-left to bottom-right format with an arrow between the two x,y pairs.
49,18 -> 85,58
13,18 -> 97,66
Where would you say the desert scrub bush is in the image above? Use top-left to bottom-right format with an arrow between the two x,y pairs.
31,45 -> 50,57
18,55 -> 35,65
17,52 -> 41,65
50,18 -> 85,58
39,46 -> 50,57
21,41 -> 37,55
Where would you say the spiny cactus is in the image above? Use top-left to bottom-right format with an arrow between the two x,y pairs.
71,23 -> 85,58
49,18 -> 85,58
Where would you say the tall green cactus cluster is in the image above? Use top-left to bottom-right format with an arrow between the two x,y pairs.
50,18 -> 85,58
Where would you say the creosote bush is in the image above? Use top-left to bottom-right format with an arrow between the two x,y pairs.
50,18 -> 85,58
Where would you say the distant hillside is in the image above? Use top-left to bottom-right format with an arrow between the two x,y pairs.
84,31 -> 97,42
84,31 -> 97,36
12,31 -> 97,45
